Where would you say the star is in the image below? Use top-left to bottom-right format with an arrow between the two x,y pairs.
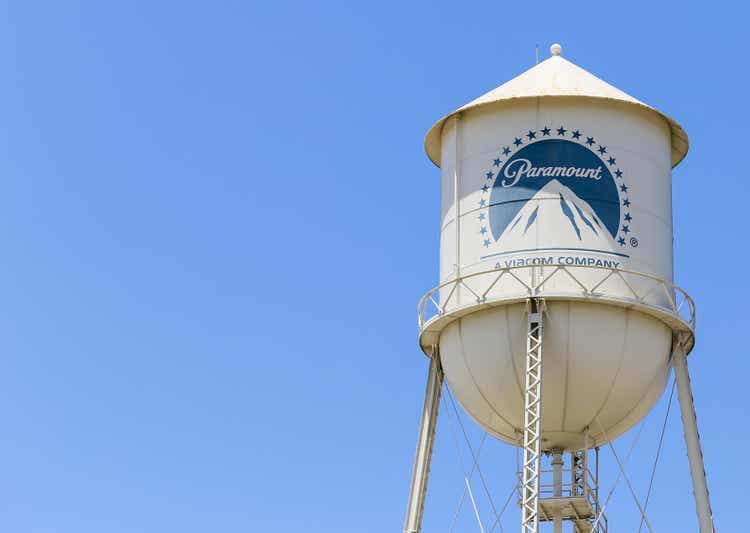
514,137 -> 523,146
502,147 -> 511,156
541,127 -> 551,136
479,199 -> 486,207
615,169 -> 623,178
483,239 -> 491,248
526,130 -> 536,140
493,158 -> 501,167
623,198 -> 631,207
620,183 -> 628,193
481,184 -> 489,193
622,225 -> 630,234
585,137 -> 595,146
598,145 -> 607,155
557,126 -> 567,136
608,157 -> 616,166
480,226 -> 488,235
618,237 -> 626,246
486,171 -> 494,180
572,130 -> 581,139
624,213 -> 632,222
478,213 -> 486,221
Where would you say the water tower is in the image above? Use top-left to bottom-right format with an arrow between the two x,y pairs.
404,44 -> 714,532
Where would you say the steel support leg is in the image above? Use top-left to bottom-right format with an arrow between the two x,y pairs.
672,334 -> 715,533
521,298 -> 544,533
403,353 -> 443,533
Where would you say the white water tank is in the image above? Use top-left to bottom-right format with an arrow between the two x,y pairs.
419,45 -> 694,451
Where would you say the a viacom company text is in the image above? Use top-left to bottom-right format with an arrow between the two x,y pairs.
495,255 -> 623,270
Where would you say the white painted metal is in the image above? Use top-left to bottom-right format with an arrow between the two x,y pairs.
672,334 -> 715,533
523,446 -> 607,532
430,49 -> 686,450
420,264 -> 695,334
409,44 -> 714,531
552,451 -> 563,533
425,45 -> 688,167
422,264 -> 693,450
403,354 -> 443,533
452,114 -> 461,281
521,298 -> 543,533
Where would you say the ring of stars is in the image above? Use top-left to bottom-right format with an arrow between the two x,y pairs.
478,125 -> 634,248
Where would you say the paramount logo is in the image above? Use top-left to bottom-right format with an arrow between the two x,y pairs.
501,158 -> 603,188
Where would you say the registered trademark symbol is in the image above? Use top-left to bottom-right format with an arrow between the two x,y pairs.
630,237 -> 639,247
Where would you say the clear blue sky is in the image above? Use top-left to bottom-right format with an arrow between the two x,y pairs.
0,1 -> 745,531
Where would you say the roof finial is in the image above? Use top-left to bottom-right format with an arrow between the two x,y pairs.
550,43 -> 562,57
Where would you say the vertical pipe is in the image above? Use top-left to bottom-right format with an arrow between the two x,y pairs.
583,429 -> 589,500
595,447 -> 599,515
672,338 -> 715,533
403,353 -> 444,533
552,451 -> 563,533
453,114 -> 461,281
516,438 -> 521,501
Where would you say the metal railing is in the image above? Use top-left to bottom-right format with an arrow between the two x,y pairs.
417,264 -> 695,333
515,465 -> 608,532
515,466 -> 600,500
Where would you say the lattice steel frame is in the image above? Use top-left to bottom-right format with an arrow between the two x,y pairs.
521,298 -> 544,533
571,449 -> 586,498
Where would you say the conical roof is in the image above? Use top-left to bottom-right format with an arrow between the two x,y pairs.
425,45 -> 688,168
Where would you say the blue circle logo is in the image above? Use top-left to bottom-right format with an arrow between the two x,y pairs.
478,127 -> 634,252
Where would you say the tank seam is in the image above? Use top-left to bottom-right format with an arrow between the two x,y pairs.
560,301 -> 571,431
585,310 -> 630,430
590,366 -> 667,443
506,307 -> 526,403
456,319 -> 518,432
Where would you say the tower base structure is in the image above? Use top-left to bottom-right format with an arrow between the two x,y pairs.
520,299 -> 606,533
405,266 -> 714,532
522,448 -> 606,533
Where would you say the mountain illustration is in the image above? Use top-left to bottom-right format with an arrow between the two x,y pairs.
495,179 -> 618,251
